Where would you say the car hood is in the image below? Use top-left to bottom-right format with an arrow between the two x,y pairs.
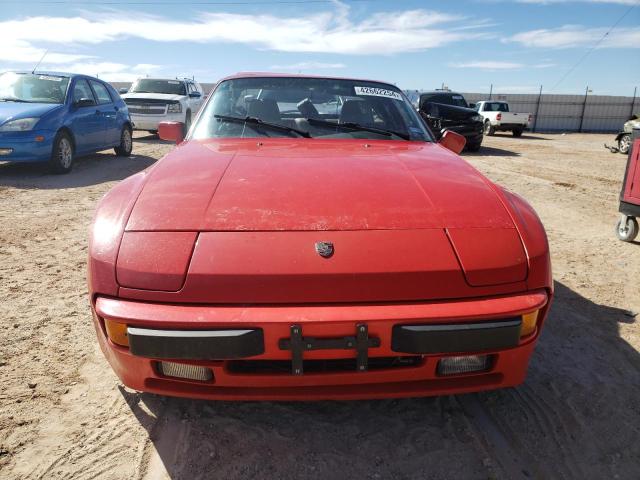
126,138 -> 515,231
0,102 -> 60,125
122,93 -> 185,102
430,103 -> 479,118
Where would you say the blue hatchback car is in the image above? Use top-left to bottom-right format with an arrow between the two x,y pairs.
0,71 -> 133,173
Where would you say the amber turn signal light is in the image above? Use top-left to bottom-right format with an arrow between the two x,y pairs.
104,319 -> 129,347
520,310 -> 539,338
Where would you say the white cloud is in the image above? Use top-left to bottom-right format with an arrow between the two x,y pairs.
270,62 -> 346,71
0,5 -> 490,62
35,61 -> 163,82
505,25 -> 640,48
449,61 -> 556,70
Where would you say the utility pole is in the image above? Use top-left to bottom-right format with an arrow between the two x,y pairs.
630,86 -> 637,119
578,85 -> 591,133
488,84 -> 493,100
533,85 -> 543,133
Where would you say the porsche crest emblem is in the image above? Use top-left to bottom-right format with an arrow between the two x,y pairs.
315,241 -> 334,258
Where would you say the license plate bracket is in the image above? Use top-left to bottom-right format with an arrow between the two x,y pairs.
278,324 -> 380,375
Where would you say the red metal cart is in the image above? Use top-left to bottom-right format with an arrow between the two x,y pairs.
616,128 -> 640,242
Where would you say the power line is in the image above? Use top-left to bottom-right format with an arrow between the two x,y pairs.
0,0 -> 372,4
549,0 -> 639,92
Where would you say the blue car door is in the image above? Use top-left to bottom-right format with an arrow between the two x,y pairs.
90,80 -> 119,146
68,78 -> 103,153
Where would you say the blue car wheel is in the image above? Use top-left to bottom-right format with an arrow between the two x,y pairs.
114,125 -> 132,157
50,131 -> 74,174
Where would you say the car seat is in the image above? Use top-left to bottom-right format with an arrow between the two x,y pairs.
247,99 -> 281,123
339,99 -> 374,126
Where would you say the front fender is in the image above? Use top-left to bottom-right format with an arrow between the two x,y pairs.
491,187 -> 553,293
88,171 -> 150,298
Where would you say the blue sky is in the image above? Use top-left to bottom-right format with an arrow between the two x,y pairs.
1,0 -> 638,95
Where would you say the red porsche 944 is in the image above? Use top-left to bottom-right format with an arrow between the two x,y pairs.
88,74 -> 552,401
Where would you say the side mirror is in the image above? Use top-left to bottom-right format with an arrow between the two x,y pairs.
189,91 -> 201,98
119,88 -> 128,94
469,103 -> 476,109
159,121 -> 185,144
74,98 -> 95,108
438,130 -> 466,154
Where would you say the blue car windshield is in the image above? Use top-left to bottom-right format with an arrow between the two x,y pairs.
0,72 -> 70,104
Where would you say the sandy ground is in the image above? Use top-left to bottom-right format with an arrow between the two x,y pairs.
0,132 -> 639,480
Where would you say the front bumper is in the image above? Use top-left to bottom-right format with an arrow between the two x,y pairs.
93,290 -> 550,400
0,130 -> 55,163
130,112 -> 184,131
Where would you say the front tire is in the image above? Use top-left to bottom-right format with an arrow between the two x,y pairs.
114,126 -> 132,157
512,128 -> 524,137
618,134 -> 631,155
484,120 -> 495,136
49,131 -> 74,174
466,140 -> 482,152
616,216 -> 639,242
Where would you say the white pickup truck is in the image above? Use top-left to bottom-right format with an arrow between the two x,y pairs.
472,100 -> 531,137
120,78 -> 204,136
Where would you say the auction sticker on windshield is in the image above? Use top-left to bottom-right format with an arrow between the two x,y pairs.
354,86 -> 402,101
38,75 -> 63,81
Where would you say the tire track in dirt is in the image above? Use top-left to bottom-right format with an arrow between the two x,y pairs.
457,394 -> 546,479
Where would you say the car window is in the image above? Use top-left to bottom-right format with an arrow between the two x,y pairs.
420,93 -> 467,109
193,77 -> 432,142
90,80 -> 112,105
483,102 -> 509,112
72,79 -> 96,105
129,79 -> 187,96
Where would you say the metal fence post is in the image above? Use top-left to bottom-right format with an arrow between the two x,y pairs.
578,85 -> 589,133
533,85 -> 543,133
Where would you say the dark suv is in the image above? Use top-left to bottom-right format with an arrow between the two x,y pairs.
417,91 -> 483,151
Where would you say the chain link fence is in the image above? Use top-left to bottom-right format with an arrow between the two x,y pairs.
405,89 -> 638,133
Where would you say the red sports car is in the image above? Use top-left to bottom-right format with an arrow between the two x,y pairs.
89,74 -> 552,401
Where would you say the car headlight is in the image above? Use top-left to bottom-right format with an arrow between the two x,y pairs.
471,114 -> 483,122
167,103 -> 182,113
0,117 -> 40,132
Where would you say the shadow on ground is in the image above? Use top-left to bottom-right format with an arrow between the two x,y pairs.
133,133 -> 173,145
464,145 -> 521,157
119,281 -> 639,480
487,133 -> 550,141
0,152 -> 157,189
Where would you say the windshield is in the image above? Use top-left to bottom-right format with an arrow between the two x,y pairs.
192,77 -> 432,142
483,102 -> 509,112
129,79 -> 186,95
421,93 -> 468,108
0,72 -> 69,104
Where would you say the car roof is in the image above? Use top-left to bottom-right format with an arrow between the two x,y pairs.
219,72 -> 397,89
420,91 -> 463,95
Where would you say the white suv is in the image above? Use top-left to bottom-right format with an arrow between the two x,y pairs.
121,78 -> 204,135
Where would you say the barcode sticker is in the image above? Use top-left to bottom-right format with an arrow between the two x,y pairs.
354,86 -> 402,101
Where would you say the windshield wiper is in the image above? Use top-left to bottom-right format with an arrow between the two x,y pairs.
0,97 -> 32,103
305,117 -> 410,140
214,114 -> 311,138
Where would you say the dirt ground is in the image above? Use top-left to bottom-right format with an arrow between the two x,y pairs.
0,132 -> 639,480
